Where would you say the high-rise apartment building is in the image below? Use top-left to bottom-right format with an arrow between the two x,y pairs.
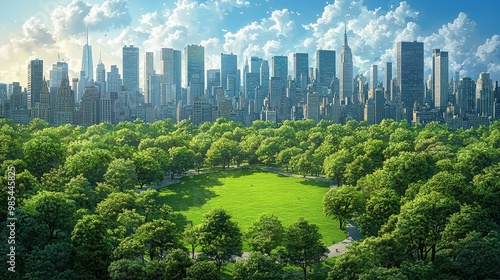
316,50 -> 336,88
272,55 -> 288,80
432,49 -> 449,109
260,60 -> 269,99
456,77 -> 475,114
184,44 -> 205,89
122,45 -> 139,93
28,59 -> 43,110
339,27 -> 353,103
144,52 -> 154,103
397,41 -> 424,112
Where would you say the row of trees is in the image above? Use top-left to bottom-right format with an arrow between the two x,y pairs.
1,117 -> 500,279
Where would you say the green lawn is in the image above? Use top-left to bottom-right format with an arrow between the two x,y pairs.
157,168 -> 345,247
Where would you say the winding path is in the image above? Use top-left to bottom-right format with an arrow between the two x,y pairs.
136,164 -> 360,259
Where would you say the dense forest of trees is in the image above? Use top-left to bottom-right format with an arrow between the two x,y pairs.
1,117 -> 500,279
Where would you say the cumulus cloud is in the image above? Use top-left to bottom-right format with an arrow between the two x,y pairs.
51,0 -> 131,38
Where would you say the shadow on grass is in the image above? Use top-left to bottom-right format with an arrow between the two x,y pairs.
298,179 -> 330,188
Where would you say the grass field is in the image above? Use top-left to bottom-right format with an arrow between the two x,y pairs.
157,168 -> 345,248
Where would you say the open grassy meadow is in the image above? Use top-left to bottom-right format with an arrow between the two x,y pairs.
157,168 -> 345,247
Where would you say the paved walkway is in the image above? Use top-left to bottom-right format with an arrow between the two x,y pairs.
135,165 -> 359,258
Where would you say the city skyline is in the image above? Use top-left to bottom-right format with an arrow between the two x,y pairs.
1,0 -> 500,88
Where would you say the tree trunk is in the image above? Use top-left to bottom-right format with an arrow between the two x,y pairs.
303,265 -> 307,280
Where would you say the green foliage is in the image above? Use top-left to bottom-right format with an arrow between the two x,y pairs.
281,218 -> 328,280
185,260 -> 219,280
23,135 -> 65,178
244,213 -> 284,255
108,259 -> 144,280
65,148 -> 113,186
323,185 -> 364,230
104,158 -> 138,191
233,252 -> 284,280
198,208 -> 242,273
356,188 -> 400,237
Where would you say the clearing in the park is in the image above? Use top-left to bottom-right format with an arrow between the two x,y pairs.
157,168 -> 345,247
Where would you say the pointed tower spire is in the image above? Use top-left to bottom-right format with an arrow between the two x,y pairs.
86,27 -> 89,45
344,23 -> 348,46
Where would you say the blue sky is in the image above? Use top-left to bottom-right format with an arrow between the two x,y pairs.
1,0 -> 500,88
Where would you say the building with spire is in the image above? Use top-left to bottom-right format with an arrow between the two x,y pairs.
339,24 -> 353,104
81,28 -> 94,81
96,52 -> 106,97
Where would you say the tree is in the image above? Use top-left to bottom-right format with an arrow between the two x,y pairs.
185,261 -> 218,280
323,185 -> 364,230
206,138 -> 239,168
108,259 -> 144,280
24,191 -> 76,243
23,135 -> 65,178
394,191 -> 459,262
65,174 -> 95,210
169,146 -> 196,175
132,150 -> 164,187
134,218 -> 181,261
356,188 -> 400,237
256,137 -> 282,164
135,189 -> 161,222
232,252 -> 284,280
104,158 -> 138,191
164,249 -> 194,279
472,163 -> 500,224
183,223 -> 201,259
277,147 -> 303,172
24,241 -> 76,280
198,208 -> 242,274
72,214 -> 113,280
244,214 -> 284,255
281,218 -> 328,280
95,192 -> 136,223
324,149 -> 353,185
65,148 -> 113,186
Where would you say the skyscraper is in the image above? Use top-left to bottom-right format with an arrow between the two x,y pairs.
144,52 -> 154,103
107,65 -> 122,93
397,41 -> 424,112
250,56 -> 263,74
207,69 -> 221,96
49,61 -> 69,90
27,59 -> 43,110
316,50 -> 336,88
260,60 -> 269,100
293,53 -> 309,85
161,48 -> 182,104
432,49 -> 449,109
272,55 -> 288,80
122,45 -> 139,93
81,29 -> 93,81
96,55 -> 106,96
54,78 -> 74,126
476,72 -> 494,117
384,62 -> 392,99
369,65 -> 378,99
339,26 -> 353,103
184,44 -> 205,90
457,77 -> 475,114
221,53 -> 238,98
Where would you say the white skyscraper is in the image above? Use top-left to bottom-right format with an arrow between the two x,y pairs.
432,49 -> 449,109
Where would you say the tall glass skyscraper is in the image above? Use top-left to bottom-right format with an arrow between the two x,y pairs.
397,41 -> 424,112
161,48 -> 182,104
316,50 -> 336,88
221,53 -> 237,98
96,55 -> 106,96
339,27 -> 353,103
272,55 -> 288,80
81,29 -> 93,81
476,72 -> 494,117
28,59 -> 43,109
122,45 -> 140,93
144,52 -> 154,103
293,53 -> 309,85
184,44 -> 205,89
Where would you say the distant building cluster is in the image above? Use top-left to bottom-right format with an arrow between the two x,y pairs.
1,28 -> 499,128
